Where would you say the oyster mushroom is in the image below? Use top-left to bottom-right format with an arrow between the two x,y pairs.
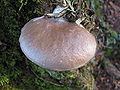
19,16 -> 97,71
19,5 -> 97,71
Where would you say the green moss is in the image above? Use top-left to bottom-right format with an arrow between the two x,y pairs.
0,49 -> 95,89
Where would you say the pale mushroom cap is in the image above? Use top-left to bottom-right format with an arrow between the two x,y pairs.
19,17 -> 97,71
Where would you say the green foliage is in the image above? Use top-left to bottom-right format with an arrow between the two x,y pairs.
104,28 -> 120,57
86,0 -> 120,63
0,75 -> 9,86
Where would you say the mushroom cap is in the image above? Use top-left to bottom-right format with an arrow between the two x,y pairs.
19,17 -> 97,71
